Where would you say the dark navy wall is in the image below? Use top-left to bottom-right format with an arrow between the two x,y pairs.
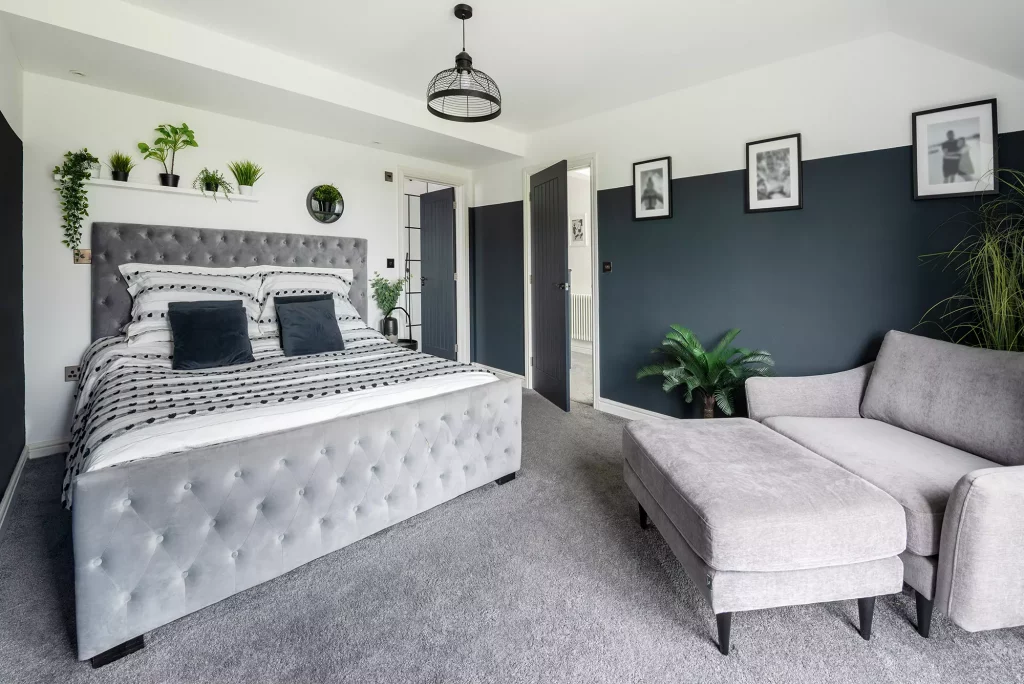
0,110 -> 25,499
600,131 -> 1024,417
470,201 -> 525,375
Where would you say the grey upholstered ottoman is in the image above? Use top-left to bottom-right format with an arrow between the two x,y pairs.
623,418 -> 906,654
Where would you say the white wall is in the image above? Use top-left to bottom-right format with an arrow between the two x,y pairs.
567,171 -> 591,296
473,33 -> 1024,205
0,14 -> 23,137
22,73 -> 471,444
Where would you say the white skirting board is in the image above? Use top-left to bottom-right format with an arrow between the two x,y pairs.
593,397 -> 672,422
0,445 -> 29,539
29,439 -> 70,459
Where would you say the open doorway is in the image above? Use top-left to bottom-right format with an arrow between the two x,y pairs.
568,166 -> 594,405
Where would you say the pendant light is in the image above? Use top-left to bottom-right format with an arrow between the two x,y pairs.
426,4 -> 501,123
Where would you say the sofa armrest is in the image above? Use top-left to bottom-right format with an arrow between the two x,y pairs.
935,466 -> 1024,632
744,363 -> 873,422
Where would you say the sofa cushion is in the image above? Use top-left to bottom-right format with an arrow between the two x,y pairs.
623,418 -> 906,573
763,417 -> 997,556
860,331 -> 1024,466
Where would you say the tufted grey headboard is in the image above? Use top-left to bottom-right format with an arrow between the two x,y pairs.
91,222 -> 368,340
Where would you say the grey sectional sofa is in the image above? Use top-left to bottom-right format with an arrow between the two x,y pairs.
746,330 -> 1024,636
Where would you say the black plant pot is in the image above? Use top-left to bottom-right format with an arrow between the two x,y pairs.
159,173 -> 180,187
315,199 -> 337,214
204,182 -> 217,192
381,316 -> 399,340
111,171 -> 129,182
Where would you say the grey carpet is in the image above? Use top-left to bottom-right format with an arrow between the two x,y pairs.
1,391 -> 1022,683
570,351 -> 593,405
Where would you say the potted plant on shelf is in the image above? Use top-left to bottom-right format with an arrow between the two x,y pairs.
637,326 -> 774,418
192,168 -> 233,200
53,148 -> 100,260
312,183 -> 341,213
137,123 -> 198,187
227,160 -> 264,196
370,272 -> 406,342
107,151 -> 136,182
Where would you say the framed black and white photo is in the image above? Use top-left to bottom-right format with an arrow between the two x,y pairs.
745,134 -> 802,213
912,99 -> 998,200
569,213 -> 588,246
633,157 -> 672,220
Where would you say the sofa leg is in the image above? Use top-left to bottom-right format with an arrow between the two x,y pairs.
638,503 -> 650,529
89,635 -> 145,668
716,612 -> 732,655
858,596 -> 876,640
495,472 -> 516,485
915,590 -> 933,638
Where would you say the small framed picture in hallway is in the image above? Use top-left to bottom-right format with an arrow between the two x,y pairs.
912,99 -> 998,200
745,134 -> 802,213
569,213 -> 588,245
633,156 -> 672,220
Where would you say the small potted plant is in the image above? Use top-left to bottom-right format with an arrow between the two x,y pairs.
53,148 -> 99,260
227,160 -> 264,196
370,272 -> 406,342
192,168 -> 233,200
138,123 -> 198,187
107,151 -> 136,182
312,183 -> 342,213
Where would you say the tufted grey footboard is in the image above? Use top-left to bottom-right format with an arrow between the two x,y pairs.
72,377 -> 522,661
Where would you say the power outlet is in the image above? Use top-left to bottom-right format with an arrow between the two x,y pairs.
64,365 -> 81,382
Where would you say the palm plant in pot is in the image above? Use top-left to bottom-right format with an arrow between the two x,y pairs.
192,168 -> 233,200
137,123 -> 198,187
370,272 -> 406,342
637,326 -> 774,418
227,160 -> 264,196
312,183 -> 342,213
107,151 -> 136,182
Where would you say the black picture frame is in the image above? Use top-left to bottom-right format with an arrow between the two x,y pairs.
745,133 -> 803,213
911,99 -> 999,201
632,156 -> 672,221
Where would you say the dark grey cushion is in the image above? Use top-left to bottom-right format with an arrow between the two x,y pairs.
861,331 -> 1024,466
275,296 -> 344,357
622,418 -> 906,572
168,300 -> 254,370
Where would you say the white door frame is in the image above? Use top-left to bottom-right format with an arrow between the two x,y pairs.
395,166 -> 471,363
521,153 -> 600,406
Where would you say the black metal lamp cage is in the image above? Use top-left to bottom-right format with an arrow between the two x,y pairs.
426,4 -> 501,123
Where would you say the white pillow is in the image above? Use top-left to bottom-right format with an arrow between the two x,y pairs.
119,263 -> 263,290
255,266 -> 359,336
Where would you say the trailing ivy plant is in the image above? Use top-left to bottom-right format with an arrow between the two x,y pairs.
192,167 -> 233,200
138,123 -> 198,176
53,148 -> 100,252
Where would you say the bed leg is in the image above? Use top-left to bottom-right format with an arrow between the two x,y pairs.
495,472 -> 516,485
90,635 -> 145,668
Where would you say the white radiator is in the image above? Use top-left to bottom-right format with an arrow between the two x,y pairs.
571,293 -> 593,342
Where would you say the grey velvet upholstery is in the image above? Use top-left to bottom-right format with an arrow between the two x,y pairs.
763,417 -> 996,557
900,551 -> 938,600
935,466 -> 1024,631
73,377 -> 522,660
623,418 -> 905,573
746,363 -> 873,422
861,331 -> 1024,466
90,222 -> 368,339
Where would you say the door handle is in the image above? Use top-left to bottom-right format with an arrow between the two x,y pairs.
557,282 -> 570,290
421,276 -> 427,286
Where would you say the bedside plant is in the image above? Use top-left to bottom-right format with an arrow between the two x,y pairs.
637,326 -> 774,418
312,183 -> 342,213
107,151 -> 136,182
227,160 -> 264,196
192,168 -> 233,200
53,148 -> 100,258
370,272 -> 406,340
138,123 -> 198,187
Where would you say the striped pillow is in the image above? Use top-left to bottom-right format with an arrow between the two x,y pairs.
255,266 -> 359,337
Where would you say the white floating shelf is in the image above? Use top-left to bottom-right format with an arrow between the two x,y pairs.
53,175 -> 260,202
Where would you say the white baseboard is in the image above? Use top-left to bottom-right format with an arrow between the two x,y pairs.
593,397 -> 672,422
28,439 -> 70,459
0,445 -> 29,537
472,363 -> 525,382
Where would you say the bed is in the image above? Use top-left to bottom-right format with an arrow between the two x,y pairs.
70,223 -> 522,665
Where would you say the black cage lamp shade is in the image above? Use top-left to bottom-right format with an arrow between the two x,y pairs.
427,4 -> 501,123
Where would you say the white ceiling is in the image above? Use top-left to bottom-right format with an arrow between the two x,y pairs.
121,0 -> 893,132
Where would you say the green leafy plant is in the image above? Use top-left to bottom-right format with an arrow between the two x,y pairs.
370,272 -> 405,317
107,151 -> 136,174
192,168 -> 233,200
637,326 -> 774,418
312,183 -> 342,204
227,160 -> 264,187
920,169 -> 1024,351
53,148 -> 100,252
137,123 -> 198,175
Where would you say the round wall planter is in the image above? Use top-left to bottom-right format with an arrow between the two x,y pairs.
306,186 -> 344,224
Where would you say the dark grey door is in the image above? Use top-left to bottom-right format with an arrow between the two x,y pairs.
420,187 -> 457,360
530,161 -> 570,411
